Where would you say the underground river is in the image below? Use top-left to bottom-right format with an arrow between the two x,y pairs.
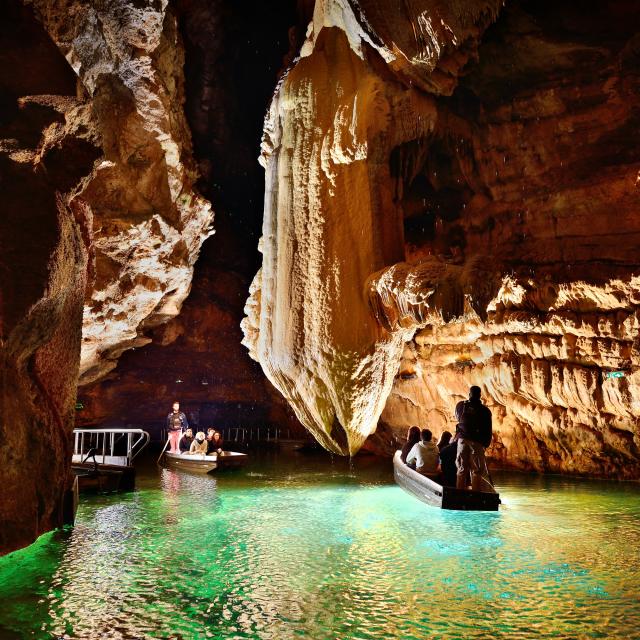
1,451 -> 639,639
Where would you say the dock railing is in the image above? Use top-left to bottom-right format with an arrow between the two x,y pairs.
216,426 -> 292,444
72,428 -> 150,467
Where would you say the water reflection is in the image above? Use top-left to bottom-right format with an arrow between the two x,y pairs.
0,454 -> 639,639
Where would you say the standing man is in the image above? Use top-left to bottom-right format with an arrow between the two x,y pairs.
454,386 -> 495,493
166,401 -> 188,453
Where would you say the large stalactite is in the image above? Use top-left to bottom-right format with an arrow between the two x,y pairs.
242,0 -> 504,455
244,0 -> 640,475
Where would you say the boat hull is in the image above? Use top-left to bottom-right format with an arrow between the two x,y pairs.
163,451 -> 248,474
393,451 -> 500,511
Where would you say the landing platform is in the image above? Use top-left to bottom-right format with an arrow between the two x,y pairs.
71,454 -> 128,466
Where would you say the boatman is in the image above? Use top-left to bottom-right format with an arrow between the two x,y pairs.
166,401 -> 189,453
454,386 -> 496,493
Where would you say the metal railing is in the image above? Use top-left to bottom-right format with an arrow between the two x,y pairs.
217,427 -> 294,444
73,428 -> 150,467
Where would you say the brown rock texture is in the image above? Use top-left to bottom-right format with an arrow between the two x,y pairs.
0,1 -> 99,554
245,0 -> 640,475
29,0 -> 214,384
75,0 -> 307,438
1,0 -> 212,553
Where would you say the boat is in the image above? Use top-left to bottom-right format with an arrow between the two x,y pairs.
163,451 -> 248,474
393,450 -> 500,511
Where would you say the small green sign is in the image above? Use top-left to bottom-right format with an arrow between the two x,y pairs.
605,371 -> 625,379
75,401 -> 84,410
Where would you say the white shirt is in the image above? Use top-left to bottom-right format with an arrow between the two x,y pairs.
406,441 -> 439,474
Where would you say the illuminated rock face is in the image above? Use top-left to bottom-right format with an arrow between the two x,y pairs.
74,0 -> 306,437
245,0 -> 640,474
0,2 -> 100,555
242,0 -> 504,455
29,0 -> 213,385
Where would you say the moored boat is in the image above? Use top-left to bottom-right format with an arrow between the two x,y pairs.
393,450 -> 500,511
163,451 -> 248,474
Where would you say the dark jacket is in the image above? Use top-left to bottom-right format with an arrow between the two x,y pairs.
179,434 -> 194,452
439,441 -> 458,487
166,411 -> 189,432
401,440 -> 419,464
455,400 -> 492,448
207,435 -> 224,454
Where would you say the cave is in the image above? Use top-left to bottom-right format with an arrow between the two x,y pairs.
1,0 -> 640,637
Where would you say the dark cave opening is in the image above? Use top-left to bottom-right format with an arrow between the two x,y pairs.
76,0 -> 312,433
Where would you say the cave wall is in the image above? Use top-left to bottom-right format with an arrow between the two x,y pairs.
1,0 -> 215,553
0,1 -> 99,555
244,0 -> 640,476
76,0 -> 308,438
377,0 -> 640,478
28,0 -> 214,385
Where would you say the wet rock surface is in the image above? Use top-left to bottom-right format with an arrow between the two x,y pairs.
0,1 -> 99,554
28,0 -> 214,385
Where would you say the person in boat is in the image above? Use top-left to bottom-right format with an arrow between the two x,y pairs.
439,432 -> 459,487
189,431 -> 208,455
400,426 -> 421,465
206,428 -> 224,454
178,428 -> 194,453
437,430 -> 452,452
406,429 -> 439,477
166,401 -> 189,454
454,386 -> 495,493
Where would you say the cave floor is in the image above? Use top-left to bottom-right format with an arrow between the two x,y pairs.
1,451 -> 639,639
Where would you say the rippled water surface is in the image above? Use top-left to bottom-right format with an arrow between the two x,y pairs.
1,451 -> 639,639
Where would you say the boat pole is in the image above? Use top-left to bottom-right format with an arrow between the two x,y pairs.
157,436 -> 170,464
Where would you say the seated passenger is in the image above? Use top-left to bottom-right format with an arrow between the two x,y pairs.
406,429 -> 439,477
437,430 -> 452,452
400,426 -> 421,465
206,429 -> 224,454
189,431 -> 208,455
178,428 -> 194,453
439,434 -> 459,487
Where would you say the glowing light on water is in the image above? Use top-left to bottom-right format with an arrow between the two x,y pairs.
0,457 -> 639,639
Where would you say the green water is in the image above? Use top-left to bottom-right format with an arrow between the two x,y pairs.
1,452 -> 639,640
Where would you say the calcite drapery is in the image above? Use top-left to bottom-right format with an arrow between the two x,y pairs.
29,0 -> 214,384
242,0 -> 502,454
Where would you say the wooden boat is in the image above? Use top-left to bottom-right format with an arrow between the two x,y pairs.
163,451 -> 248,474
393,451 -> 500,511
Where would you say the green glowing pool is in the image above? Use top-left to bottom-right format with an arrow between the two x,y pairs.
1,452 -> 639,639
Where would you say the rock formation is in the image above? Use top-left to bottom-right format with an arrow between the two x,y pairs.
28,0 -> 213,384
1,0 -> 212,553
0,1 -> 99,555
75,0 -> 307,439
76,224 -> 302,438
242,0 -> 504,455
244,0 -> 640,476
